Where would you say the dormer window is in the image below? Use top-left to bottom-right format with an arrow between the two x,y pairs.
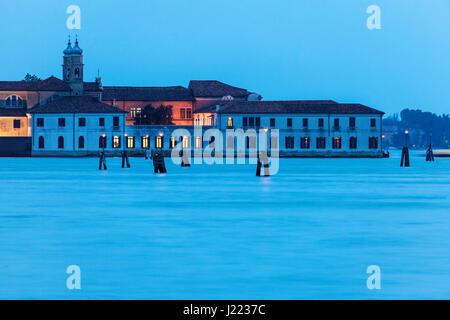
5,95 -> 23,107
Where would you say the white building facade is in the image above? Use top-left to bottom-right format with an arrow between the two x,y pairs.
30,96 -> 127,156
195,100 -> 385,157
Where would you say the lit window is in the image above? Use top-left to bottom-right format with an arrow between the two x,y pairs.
300,137 -> 310,149
195,136 -> 202,149
332,137 -> 342,149
155,136 -> 163,149
141,136 -> 149,149
227,117 -> 233,127
182,136 -> 190,149
127,136 -> 135,149
113,136 -> 121,148
170,136 -> 177,149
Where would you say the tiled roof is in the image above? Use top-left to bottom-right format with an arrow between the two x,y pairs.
0,108 -> 28,117
83,81 -> 102,91
208,100 -> 384,115
102,86 -> 194,101
0,76 -> 71,92
29,96 -> 127,114
188,80 -> 251,98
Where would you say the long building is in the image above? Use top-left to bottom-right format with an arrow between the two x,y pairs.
0,38 -> 384,157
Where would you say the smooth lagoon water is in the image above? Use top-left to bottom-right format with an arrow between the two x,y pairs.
0,151 -> 449,299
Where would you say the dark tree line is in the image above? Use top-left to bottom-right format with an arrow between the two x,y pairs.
383,109 -> 450,149
134,104 -> 174,125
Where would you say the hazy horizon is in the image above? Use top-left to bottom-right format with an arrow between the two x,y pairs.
1,0 -> 449,116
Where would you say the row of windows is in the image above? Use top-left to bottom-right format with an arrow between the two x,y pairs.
36,117 -> 120,128
228,117 -> 377,129
4,95 -> 25,107
180,108 -> 192,119
284,136 -> 379,149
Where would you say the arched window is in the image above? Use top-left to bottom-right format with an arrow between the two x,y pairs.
74,68 -> 80,79
38,136 -> 45,149
58,136 -> 64,149
66,68 -> 71,80
99,135 -> 106,149
78,136 -> 85,149
5,95 -> 23,107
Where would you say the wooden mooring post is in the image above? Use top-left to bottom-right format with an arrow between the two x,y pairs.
98,151 -> 107,170
152,150 -> 167,173
400,130 -> 410,167
121,150 -> 130,168
426,144 -> 434,162
256,152 -> 270,177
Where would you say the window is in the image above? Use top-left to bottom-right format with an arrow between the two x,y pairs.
99,118 -> 105,127
170,136 -> 177,149
78,118 -> 86,127
227,117 -> 233,128
332,137 -> 342,149
255,117 -> 260,127
99,135 -> 107,148
249,117 -> 255,127
349,117 -> 356,129
318,118 -> 324,128
130,107 -> 142,120
300,137 -> 310,149
155,136 -> 163,149
195,136 -> 203,149
74,68 -> 80,79
287,118 -> 293,128
126,136 -> 135,149
302,118 -> 308,128
370,118 -> 376,127
113,136 -> 121,148
349,136 -> 357,149
58,118 -> 66,127
37,118 -> 44,127
38,136 -> 45,149
5,95 -> 23,107
285,136 -> 295,149
333,118 -> 340,130
186,108 -> 192,119
182,136 -> 190,149
246,136 -> 256,149
113,117 -> 120,127
141,136 -> 149,149
58,136 -> 64,149
13,120 -> 20,129
316,137 -> 326,149
369,137 -> 378,149
78,136 -> 85,149
270,118 -> 276,127
243,117 -> 248,127
180,108 -> 186,119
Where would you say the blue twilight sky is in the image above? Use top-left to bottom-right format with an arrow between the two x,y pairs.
0,0 -> 449,115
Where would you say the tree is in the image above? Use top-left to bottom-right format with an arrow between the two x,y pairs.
24,73 -> 41,82
135,104 -> 174,125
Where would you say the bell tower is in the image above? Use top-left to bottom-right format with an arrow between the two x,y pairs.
62,36 -> 84,96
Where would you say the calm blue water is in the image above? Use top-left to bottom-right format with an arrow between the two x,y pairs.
0,151 -> 449,299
